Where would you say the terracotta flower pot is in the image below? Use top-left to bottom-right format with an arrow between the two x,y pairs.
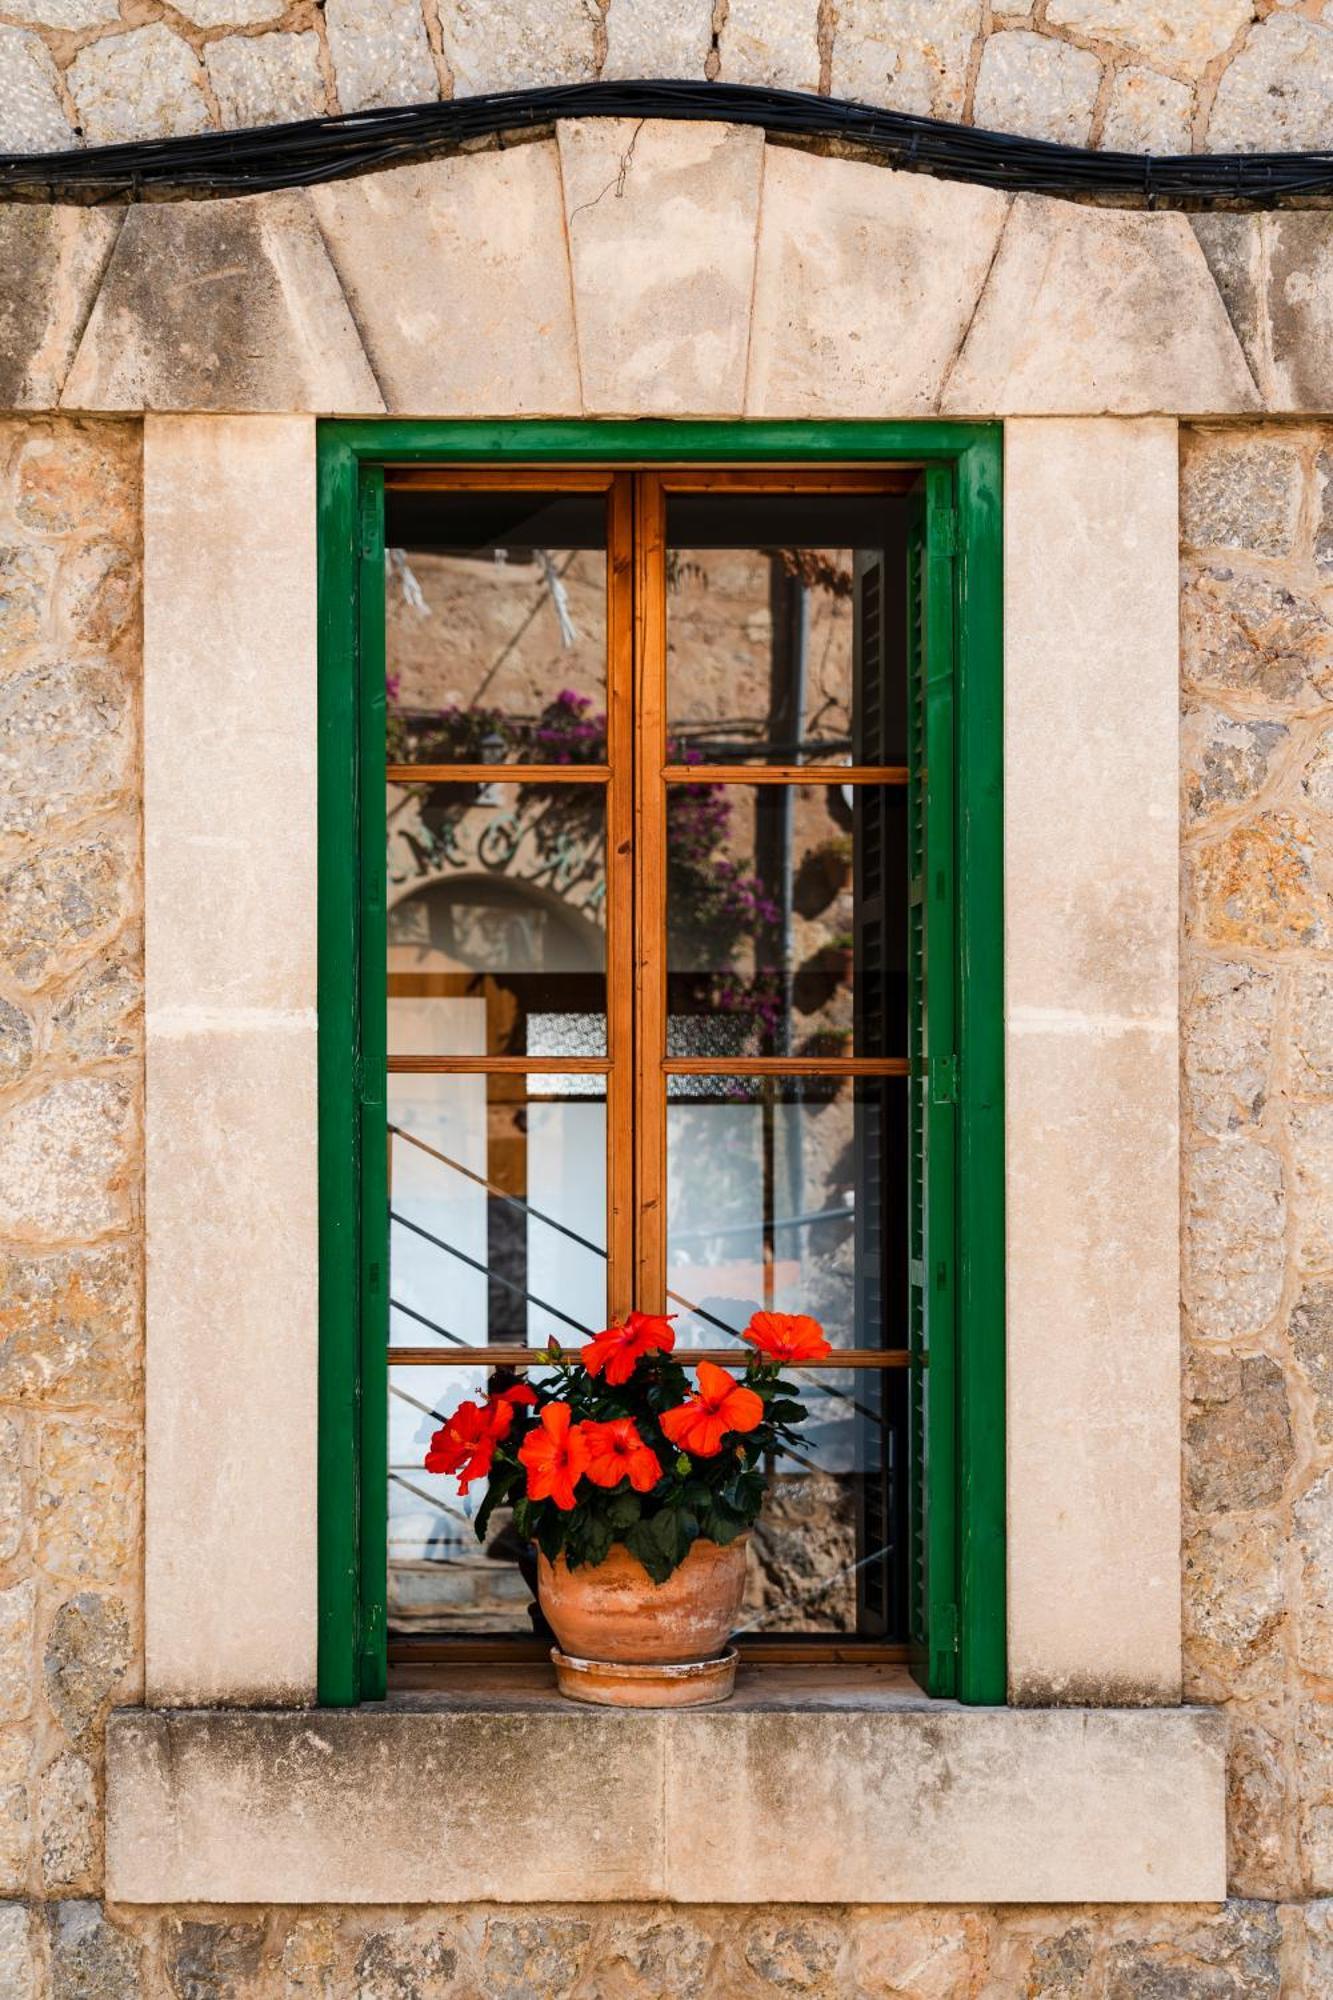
537,1536 -> 748,1666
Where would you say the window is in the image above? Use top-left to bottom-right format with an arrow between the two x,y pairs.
318,428 -> 1004,1707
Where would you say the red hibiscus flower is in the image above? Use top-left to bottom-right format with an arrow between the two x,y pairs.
424,1398 -> 512,1493
742,1311 -> 831,1363
490,1382 -> 539,1409
581,1309 -> 676,1385
517,1402 -> 590,1510
661,1361 -> 764,1458
581,1417 -> 663,1493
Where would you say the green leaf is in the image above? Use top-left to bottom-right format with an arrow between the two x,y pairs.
606,1491 -> 641,1531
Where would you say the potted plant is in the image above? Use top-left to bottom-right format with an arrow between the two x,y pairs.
424,1309 -> 832,1706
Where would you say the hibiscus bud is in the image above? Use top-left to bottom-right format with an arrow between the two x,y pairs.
676,1452 -> 691,1476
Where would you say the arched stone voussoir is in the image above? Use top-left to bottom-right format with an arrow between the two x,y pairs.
744,146 -> 1010,419
941,197 -> 1261,418
60,191 -> 383,417
557,118 -> 765,419
309,143 -> 581,419
0,206 -> 121,412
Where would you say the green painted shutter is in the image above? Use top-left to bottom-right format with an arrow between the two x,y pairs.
906,467 -> 960,1699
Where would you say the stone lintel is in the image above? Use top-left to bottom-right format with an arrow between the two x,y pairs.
106,1694 -> 1226,1905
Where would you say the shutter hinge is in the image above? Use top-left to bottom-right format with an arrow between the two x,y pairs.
358,481 -> 381,559
937,508 -> 959,558
930,1054 -> 958,1105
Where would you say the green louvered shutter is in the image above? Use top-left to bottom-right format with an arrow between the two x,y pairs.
906,467 -> 960,1698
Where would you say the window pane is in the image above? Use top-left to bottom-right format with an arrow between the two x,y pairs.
666,782 -> 906,1058
664,492 -> 905,765
389,781 -> 607,1056
388,1075 -> 607,1351
666,1076 -> 905,1351
385,489 -> 607,764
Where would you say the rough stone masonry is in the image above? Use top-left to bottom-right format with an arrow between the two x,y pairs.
2,418 -> 1333,1986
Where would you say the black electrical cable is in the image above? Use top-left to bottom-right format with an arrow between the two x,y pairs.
2,79 -> 1332,207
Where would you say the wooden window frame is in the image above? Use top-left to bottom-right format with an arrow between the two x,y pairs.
317,421 -> 1004,1705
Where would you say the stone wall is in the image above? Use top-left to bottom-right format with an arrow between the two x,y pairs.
6,417 -> 1333,1986
5,0 -> 1333,159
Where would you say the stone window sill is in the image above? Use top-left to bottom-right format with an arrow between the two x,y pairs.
106,1668 -> 1225,1906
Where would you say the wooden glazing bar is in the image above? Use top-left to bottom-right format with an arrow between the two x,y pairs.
663,763 -> 907,785
658,470 -> 918,494
662,1056 -> 909,1076
387,1347 -> 914,1368
386,763 -> 610,785
634,472 -> 669,1308
606,472 -> 636,1322
385,467 -> 614,492
388,1055 -> 611,1074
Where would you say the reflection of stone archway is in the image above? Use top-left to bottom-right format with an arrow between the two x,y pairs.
388,870 -> 603,976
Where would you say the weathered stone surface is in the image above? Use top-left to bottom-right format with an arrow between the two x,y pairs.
1199,217 -> 1333,414
0,28 -> 74,152
0,1582 -> 36,1723
831,0 -> 977,121
4,0 -> 115,24
1183,960 -> 1275,1138
204,32 -> 326,130
37,1420 -> 138,1586
326,0 -> 438,113
1181,434 -> 1303,556
280,1917 -> 343,1995
1181,565 -> 1333,707
0,1419 -> 21,1565
12,427 -> 137,542
603,0 -> 711,79
1292,966 -> 1333,1090
747,149 -> 1007,418
558,119 -> 762,418
482,1916 -> 593,1999
163,1918 -> 267,2000
1190,815 -> 1333,955
1184,1350 -> 1294,1515
47,948 -> 141,1069
602,1915 -> 713,2000
40,1751 -> 98,1894
0,1077 -> 134,1241
0,999 -> 34,1091
67,25 -> 211,147
1104,1902 -> 1282,1998
171,0 -> 284,23
1047,0 -> 1250,72
1296,1470 -> 1333,1677
973,29 -> 1101,147
1181,705 -> 1287,825
1183,1512 -> 1286,1697
1288,1099 -> 1333,1270
44,1594 -> 133,1743
1184,1141 -> 1285,1340
1100,65 -> 1193,154
1210,15 -> 1333,154
55,539 -> 138,653
311,146 -> 579,415
0,545 -> 54,652
352,1921 -> 459,2000
850,1911 -> 983,1999
1227,1712 -> 1297,1902
1300,725 -> 1333,818
0,1904 -> 36,2000
0,1245 -> 140,1410
61,194 -> 381,416
742,1914 -> 843,1994
0,660 -> 132,844
0,1731 -> 32,1891
439,0 -> 600,93
0,211 -> 120,412
944,200 -> 1257,415
718,0 -> 819,93
47,1900 -> 141,2000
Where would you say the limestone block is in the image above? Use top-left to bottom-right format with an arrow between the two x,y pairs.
39,1749 -> 98,1894
603,0 -> 711,79
171,0 -> 284,23
972,29 -> 1101,147
1185,1140 -> 1285,1341
1046,0 -> 1250,73
0,1001 -> 33,1090
0,1902 -> 36,2000
162,1921 -> 268,1997
1181,432 -> 1303,556
55,539 -> 138,652
0,834 -> 133,991
0,210 -> 120,413
105,1701 -> 1225,1903
0,1078 -> 134,1241
1182,706 -> 1287,826
0,658 -> 133,844
1183,960 -> 1275,1138
43,1593 -> 133,1743
0,1583 -> 35,1723
1290,1100 -> 1333,1272
47,946 -> 142,1068
944,200 -> 1257,415
717,0 -> 820,93
1291,1283 -> 1333,1447
0,546 -> 53,651
1296,1470 -> 1333,1677
1099,65 -> 1193,154
0,1421 -> 19,1565
1181,563 -> 1333,708
0,1245 -> 141,1410
440,0 -> 600,93
37,1418 -> 139,1586
61,194 -> 381,415
1182,1512 -> 1286,1701
45,1902 -> 140,2000
204,31 -> 327,131
11,426 -> 137,541
1192,213 -> 1333,413
0,28 -> 74,153
1190,813 -> 1333,954
559,120 -> 763,418
310,146 -> 579,416
1184,1350 -> 1293,1515
746,148 -> 1007,419
1209,15 -> 1333,153
1292,967 -> 1333,1089
67,25 -> 211,148
326,0 -> 438,113
0,1734 -> 31,1895
831,0 -> 978,122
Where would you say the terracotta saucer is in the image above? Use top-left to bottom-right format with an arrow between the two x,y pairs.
550,1646 -> 738,1708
